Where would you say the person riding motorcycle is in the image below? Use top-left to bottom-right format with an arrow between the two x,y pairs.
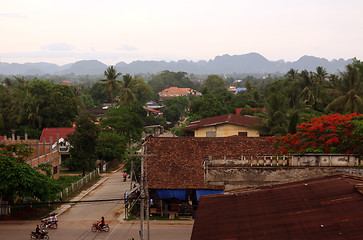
99,216 -> 105,229
35,225 -> 46,238
123,172 -> 127,181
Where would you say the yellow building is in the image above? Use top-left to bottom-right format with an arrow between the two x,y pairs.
184,114 -> 260,137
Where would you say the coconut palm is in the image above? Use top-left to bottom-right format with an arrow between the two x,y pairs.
101,66 -> 122,106
299,70 -> 322,109
119,74 -> 136,105
326,64 -> 363,113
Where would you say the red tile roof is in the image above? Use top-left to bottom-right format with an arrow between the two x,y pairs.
184,114 -> 260,131
158,87 -> 194,95
39,128 -> 75,144
191,175 -> 363,240
145,137 -> 278,190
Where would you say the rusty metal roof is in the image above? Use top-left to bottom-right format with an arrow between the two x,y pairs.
191,175 -> 363,240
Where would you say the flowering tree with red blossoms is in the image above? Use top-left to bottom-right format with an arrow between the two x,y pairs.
269,113 -> 363,156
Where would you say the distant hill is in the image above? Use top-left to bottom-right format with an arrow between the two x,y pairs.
0,53 -> 353,76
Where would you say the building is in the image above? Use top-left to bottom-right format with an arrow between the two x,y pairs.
39,127 -> 75,164
191,175 -> 363,240
158,87 -> 201,100
183,114 -> 260,137
1,135 -> 63,179
144,137 -> 278,217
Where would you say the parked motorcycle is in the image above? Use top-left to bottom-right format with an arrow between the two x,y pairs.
91,222 -> 110,232
30,231 -> 49,240
40,219 -> 58,229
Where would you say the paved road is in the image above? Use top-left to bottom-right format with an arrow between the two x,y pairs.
0,169 -> 193,240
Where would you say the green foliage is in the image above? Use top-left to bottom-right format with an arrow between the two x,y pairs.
100,105 -> 144,144
148,71 -> 195,93
130,77 -> 154,105
0,143 -> 61,203
101,66 -> 122,106
65,113 -> 100,175
96,131 -> 127,162
200,75 -> 228,95
56,175 -> 83,189
162,96 -> 189,124
0,78 -> 79,135
190,94 -> 230,119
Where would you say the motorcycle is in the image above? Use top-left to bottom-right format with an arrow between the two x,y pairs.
40,219 -> 58,229
30,231 -> 49,240
91,222 -> 110,232
123,174 -> 127,182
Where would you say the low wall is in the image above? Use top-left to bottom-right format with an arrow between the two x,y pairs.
205,167 -> 363,191
291,154 -> 359,167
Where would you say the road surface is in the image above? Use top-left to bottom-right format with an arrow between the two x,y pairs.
0,169 -> 193,240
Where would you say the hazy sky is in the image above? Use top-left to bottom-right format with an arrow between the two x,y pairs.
1,0 -> 362,65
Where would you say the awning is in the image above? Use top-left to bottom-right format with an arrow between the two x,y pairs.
156,189 -> 186,200
196,189 -> 224,201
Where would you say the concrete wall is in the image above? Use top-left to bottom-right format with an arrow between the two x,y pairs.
205,167 -> 363,191
291,154 -> 358,167
194,123 -> 259,137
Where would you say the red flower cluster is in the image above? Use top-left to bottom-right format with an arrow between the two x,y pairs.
0,143 -> 33,163
269,113 -> 363,155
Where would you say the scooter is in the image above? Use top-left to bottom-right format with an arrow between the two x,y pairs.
30,231 -> 49,240
91,222 -> 110,232
40,219 -> 58,229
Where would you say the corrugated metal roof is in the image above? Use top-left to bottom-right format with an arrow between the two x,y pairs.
191,175 -> 363,240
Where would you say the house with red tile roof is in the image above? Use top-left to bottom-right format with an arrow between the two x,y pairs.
191,175 -> 363,240
39,128 -> 75,143
158,87 -> 201,100
144,137 -> 278,217
39,127 -> 75,164
183,114 -> 261,137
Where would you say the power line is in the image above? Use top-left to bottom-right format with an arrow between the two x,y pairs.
1,197 -> 144,207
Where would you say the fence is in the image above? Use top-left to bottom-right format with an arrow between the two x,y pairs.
205,155 -> 291,167
58,168 -> 100,200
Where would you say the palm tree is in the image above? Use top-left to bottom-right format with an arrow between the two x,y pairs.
315,66 -> 328,85
119,74 -> 136,105
326,64 -> 362,113
101,66 -> 122,106
299,70 -> 322,109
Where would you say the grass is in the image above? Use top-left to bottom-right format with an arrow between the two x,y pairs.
56,175 -> 83,189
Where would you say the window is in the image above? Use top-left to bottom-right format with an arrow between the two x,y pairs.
238,132 -> 247,137
53,166 -> 58,175
206,131 -> 216,137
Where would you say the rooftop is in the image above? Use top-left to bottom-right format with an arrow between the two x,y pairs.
184,114 -> 260,131
39,128 -> 75,144
191,175 -> 363,240
145,137 -> 278,190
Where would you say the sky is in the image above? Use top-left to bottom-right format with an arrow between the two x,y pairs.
1,0 -> 363,66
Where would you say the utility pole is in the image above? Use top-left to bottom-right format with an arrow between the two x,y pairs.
129,144 -> 155,240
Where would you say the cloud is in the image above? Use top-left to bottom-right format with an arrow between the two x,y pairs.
0,12 -> 27,19
117,44 -> 138,52
42,43 -> 75,51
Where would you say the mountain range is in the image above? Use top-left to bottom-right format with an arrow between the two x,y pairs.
0,53 -> 353,76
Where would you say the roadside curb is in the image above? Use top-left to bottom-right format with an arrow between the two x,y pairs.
51,176 -> 109,216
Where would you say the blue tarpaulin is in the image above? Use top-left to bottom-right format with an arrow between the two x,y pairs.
156,189 -> 186,200
196,189 -> 224,200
